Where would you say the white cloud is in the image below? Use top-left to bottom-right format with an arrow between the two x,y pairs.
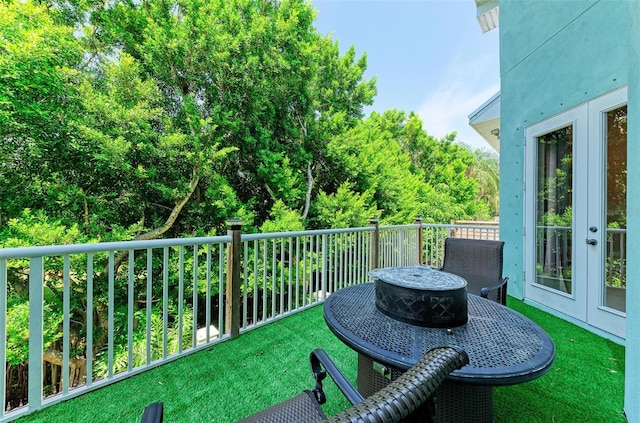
416,57 -> 500,151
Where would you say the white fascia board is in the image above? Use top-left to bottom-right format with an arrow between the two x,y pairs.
475,0 -> 499,33
468,91 -> 501,152
468,91 -> 501,124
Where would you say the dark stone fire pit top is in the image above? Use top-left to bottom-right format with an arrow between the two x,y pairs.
369,266 -> 466,291
369,266 -> 468,328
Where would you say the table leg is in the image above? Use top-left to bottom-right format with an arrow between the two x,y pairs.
357,354 -> 494,423
435,380 -> 493,423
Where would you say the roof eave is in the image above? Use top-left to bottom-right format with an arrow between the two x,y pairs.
475,0 -> 499,33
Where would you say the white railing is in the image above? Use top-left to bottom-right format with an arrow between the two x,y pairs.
237,227 -> 373,333
606,228 -> 627,289
1,236 -> 232,421
420,222 -> 500,267
534,226 -> 627,291
0,221 -> 499,421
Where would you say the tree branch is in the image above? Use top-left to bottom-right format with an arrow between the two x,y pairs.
111,169 -> 200,273
301,161 -> 313,220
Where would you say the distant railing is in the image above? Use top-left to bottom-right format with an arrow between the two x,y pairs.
533,226 -> 627,293
0,220 -> 499,421
420,222 -> 500,267
606,228 -> 627,289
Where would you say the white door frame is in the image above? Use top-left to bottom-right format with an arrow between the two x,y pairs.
586,87 -> 627,339
524,87 -> 627,337
524,105 -> 588,321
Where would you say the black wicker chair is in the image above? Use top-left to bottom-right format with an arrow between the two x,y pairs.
140,347 -> 468,423
439,238 -> 508,305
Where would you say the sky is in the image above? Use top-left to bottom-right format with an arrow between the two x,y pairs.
311,0 -> 500,151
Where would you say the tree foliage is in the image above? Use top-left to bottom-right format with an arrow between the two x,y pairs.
0,0 -> 496,240
0,1 -> 84,223
319,111 -> 490,226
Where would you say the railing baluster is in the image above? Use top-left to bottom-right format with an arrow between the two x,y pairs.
146,248 -> 152,363
620,231 -> 626,282
280,238 -> 285,315
310,235 -> 316,302
86,254 -> 93,387
302,236 -> 307,306
288,237 -> 293,312
337,233 -> 342,288
206,244 -> 212,341
178,247 -> 184,353
108,252 -> 115,378
192,246 -> 198,349
315,234 -> 321,302
295,237 -> 300,309
253,240 -> 258,325
321,234 -> 328,301
242,241 -> 248,329
349,233 -> 355,285
62,256 -> 70,394
362,231 -> 367,282
163,247 -> 169,358
262,239 -> 267,321
28,256 -> 44,411
128,250 -> 135,370
218,245 -> 224,337
271,238 -> 276,318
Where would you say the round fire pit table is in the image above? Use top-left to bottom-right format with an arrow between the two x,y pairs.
323,267 -> 555,423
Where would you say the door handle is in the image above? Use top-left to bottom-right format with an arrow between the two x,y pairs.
586,239 -> 598,245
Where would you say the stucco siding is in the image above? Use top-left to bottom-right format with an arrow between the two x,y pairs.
498,0 -> 628,299
626,1 -> 639,420
501,0 -> 599,77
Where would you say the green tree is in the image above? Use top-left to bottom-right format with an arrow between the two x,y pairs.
78,52 -> 236,240
467,147 -> 500,217
0,1 -> 84,224
325,112 -> 452,225
314,182 -> 378,229
83,0 -> 375,233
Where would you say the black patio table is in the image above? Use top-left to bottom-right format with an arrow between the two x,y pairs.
323,268 -> 555,423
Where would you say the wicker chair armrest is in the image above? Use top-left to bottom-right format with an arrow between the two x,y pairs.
323,347 -> 469,423
479,277 -> 508,298
310,349 -> 364,406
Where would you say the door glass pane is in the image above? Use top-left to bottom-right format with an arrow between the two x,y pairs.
536,126 -> 573,293
604,105 -> 627,312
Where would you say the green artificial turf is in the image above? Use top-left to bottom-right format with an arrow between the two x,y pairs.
17,300 -> 625,423
495,298 -> 626,423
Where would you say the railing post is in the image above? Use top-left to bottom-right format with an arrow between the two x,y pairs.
29,257 -> 44,412
370,218 -> 379,270
226,219 -> 243,338
416,217 -> 423,265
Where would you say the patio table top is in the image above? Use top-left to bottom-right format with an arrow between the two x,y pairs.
324,281 -> 555,386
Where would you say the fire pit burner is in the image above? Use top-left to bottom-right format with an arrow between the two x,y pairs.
369,266 -> 468,328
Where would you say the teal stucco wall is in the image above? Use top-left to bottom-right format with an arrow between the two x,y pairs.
626,2 -> 639,420
498,0 -> 628,299
499,0 -> 636,418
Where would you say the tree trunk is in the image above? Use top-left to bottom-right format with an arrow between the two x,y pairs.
112,169 -> 200,272
301,161 -> 313,220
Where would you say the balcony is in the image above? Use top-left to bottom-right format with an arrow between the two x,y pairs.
1,222 -> 625,422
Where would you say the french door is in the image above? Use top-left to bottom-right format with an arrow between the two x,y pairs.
524,87 -> 627,338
